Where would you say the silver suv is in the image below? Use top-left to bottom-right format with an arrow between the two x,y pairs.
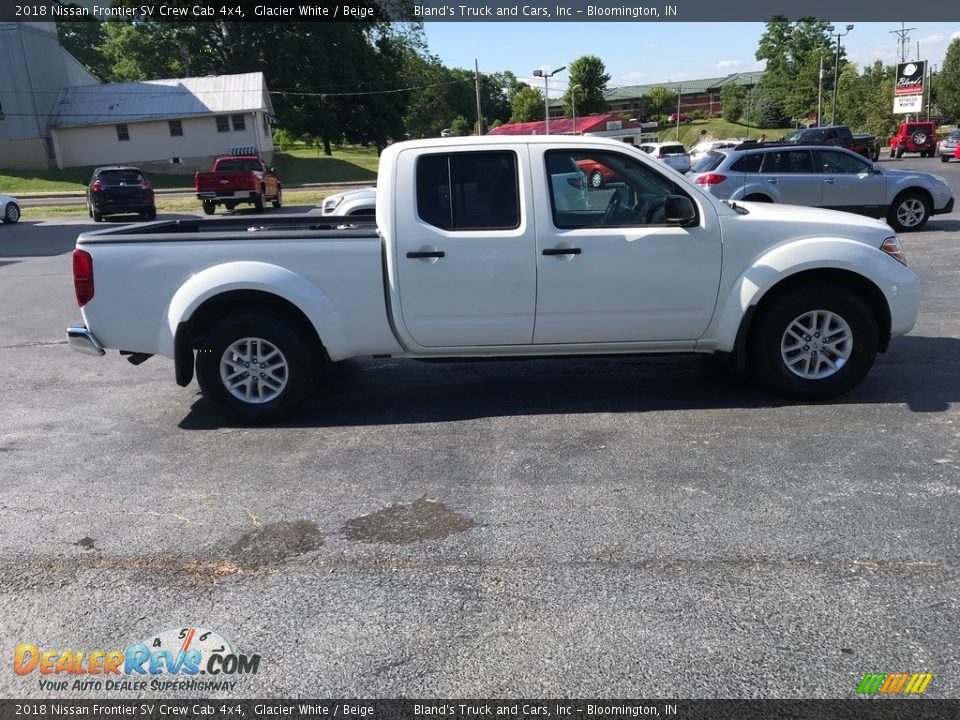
690,143 -> 954,232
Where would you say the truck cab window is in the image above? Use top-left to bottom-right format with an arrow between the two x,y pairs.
545,149 -> 695,228
416,152 -> 519,231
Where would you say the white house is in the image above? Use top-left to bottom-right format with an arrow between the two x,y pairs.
51,72 -> 276,172
0,22 -> 99,169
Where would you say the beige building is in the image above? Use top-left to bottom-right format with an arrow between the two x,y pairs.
50,72 -> 276,173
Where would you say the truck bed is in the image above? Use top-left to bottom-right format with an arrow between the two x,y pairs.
75,215 -> 398,362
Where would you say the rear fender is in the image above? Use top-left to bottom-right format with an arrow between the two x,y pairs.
165,261 -> 346,357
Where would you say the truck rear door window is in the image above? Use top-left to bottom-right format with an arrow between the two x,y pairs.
416,152 -> 520,231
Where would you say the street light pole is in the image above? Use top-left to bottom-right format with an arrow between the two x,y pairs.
571,84 -> 581,134
532,65 -> 566,134
829,24 -> 854,126
817,54 -> 824,126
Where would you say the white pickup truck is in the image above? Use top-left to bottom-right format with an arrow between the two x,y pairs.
67,136 -> 920,423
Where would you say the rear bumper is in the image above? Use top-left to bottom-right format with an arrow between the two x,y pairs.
196,191 -> 257,201
67,326 -> 105,357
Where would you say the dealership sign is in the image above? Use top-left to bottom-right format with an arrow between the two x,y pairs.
893,61 -> 926,114
895,61 -> 926,95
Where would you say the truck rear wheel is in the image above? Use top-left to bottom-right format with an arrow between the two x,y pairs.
272,187 -> 282,208
253,192 -> 265,213
202,201 -> 216,216
195,311 -> 318,423
749,283 -> 878,401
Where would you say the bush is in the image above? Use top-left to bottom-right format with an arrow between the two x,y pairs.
272,128 -> 296,151
690,109 -> 709,120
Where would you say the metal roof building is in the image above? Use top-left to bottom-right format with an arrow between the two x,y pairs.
49,72 -> 276,171
52,72 -> 275,128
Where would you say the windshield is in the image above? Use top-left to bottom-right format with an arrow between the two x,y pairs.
785,129 -> 825,143
97,169 -> 145,184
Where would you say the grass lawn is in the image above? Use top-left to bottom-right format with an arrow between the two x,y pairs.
0,143 -> 379,195
656,119 -> 799,147
21,190 -> 330,220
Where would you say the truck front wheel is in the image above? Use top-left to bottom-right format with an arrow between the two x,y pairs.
195,312 -> 318,423
749,283 -> 878,401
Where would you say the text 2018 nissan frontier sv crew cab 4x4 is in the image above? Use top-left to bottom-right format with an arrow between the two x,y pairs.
67,136 -> 922,423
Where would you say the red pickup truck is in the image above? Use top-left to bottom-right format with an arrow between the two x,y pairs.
194,155 -> 281,215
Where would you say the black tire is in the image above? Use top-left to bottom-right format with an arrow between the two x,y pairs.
92,208 -> 103,222
749,282 -> 878,401
889,148 -> 896,158
224,202 -> 237,211
895,147 -> 904,159
195,311 -> 320,423
272,186 -> 282,209
253,191 -> 265,213
589,170 -> 604,188
202,201 -> 216,216
2,202 -> 20,224
887,191 -> 930,232
942,155 -> 950,163
145,208 -> 157,221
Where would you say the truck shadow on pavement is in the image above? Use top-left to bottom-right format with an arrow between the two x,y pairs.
178,334 -> 960,429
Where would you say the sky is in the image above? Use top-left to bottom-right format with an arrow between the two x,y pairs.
422,22 -> 960,91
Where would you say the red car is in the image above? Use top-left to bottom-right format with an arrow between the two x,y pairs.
669,113 -> 693,123
888,120 -> 938,158
195,154 -> 282,215
575,159 -> 620,188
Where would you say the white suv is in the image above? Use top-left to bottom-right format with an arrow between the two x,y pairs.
637,141 -> 692,173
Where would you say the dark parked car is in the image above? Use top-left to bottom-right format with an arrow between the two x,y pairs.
86,166 -> 156,222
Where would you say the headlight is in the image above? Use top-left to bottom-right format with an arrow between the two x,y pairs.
322,195 -> 344,213
880,236 -> 907,265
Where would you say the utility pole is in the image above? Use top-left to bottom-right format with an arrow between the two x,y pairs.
817,55 -> 824,127
676,84 -> 682,140
889,22 -> 916,63
474,59 -> 483,136
829,24 -> 854,126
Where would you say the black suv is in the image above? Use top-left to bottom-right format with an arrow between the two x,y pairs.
86,166 -> 156,222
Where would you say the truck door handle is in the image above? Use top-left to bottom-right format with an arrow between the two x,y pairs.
406,251 -> 445,259
766,178 -> 780,184
542,247 -> 582,256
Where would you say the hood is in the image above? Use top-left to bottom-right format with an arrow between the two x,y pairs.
729,200 -> 893,235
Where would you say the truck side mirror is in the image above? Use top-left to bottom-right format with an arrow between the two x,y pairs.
664,195 -> 696,226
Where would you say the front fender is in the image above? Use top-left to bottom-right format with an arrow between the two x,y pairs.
708,237 -> 919,352
164,261 -> 346,356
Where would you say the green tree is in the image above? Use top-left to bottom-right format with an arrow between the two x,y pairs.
756,18 -> 837,121
450,116 -> 471,136
57,19 -> 110,80
645,86 -> 676,117
938,38 -> 960,122
510,85 -> 545,123
561,55 -> 610,117
721,84 -> 747,122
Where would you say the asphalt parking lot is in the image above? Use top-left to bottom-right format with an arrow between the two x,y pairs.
1,156 -> 958,699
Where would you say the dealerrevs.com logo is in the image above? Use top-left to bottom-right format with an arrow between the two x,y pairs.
857,673 -> 933,696
14,627 -> 260,692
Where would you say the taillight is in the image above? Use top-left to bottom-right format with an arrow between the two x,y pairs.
141,180 -> 153,190
73,249 -> 94,307
90,180 -> 102,192
695,173 -> 727,185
